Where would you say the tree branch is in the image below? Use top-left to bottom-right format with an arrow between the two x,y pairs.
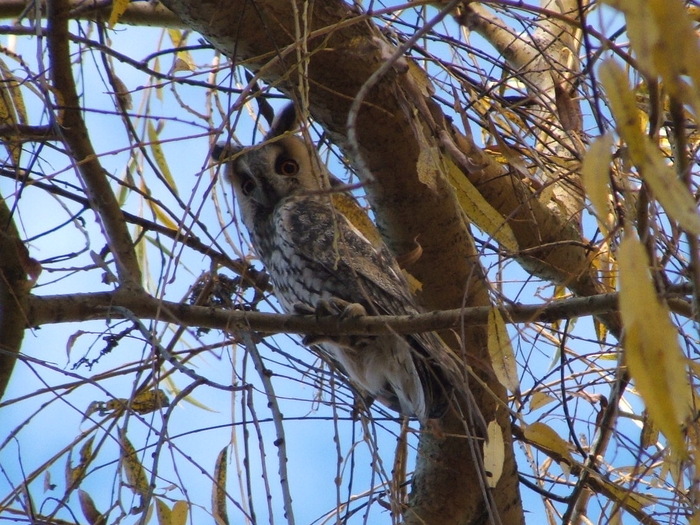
26,288 -> 691,336
0,196 -> 30,399
47,0 -> 143,288
0,0 -> 184,28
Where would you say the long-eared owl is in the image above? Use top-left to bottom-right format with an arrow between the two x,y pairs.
214,104 -> 448,421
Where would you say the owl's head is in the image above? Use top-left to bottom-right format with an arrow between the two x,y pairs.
213,105 -> 333,229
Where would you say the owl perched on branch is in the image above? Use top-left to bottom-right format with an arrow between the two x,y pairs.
213,104 -> 450,421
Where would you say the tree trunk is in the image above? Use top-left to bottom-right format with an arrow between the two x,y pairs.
161,1 -> 526,523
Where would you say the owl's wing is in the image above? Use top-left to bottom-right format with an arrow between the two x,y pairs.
277,196 -> 420,316
277,196 -> 452,418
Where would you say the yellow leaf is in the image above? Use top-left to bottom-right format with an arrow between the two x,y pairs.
154,498 -> 190,525
147,120 -> 178,196
111,73 -> 132,110
108,0 -> 130,27
171,501 -> 189,525
0,58 -> 26,166
155,498 -> 172,525
600,60 -> 700,235
167,29 -> 185,46
487,309 -> 519,392
212,447 -> 229,525
78,490 -> 105,525
605,0 -> 700,115
444,157 -> 519,252
414,122 -> 518,251
529,391 -> 556,411
602,479 -> 655,511
581,134 -> 615,233
165,375 -> 217,412
483,420 -> 504,488
640,147 -> 700,235
67,436 -> 95,488
0,60 -> 26,125
132,388 -> 170,414
331,193 -> 383,247
598,60 -> 646,162
120,430 -> 150,497
523,422 -> 573,464
640,412 -> 660,449
618,235 -> 692,456
167,30 -> 195,73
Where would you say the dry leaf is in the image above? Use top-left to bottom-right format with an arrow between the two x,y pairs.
483,420 -> 504,488
120,430 -> 150,498
618,235 -> 692,456
212,447 -> 229,525
581,134 -> 615,233
487,309 -> 519,392
523,422 -> 573,464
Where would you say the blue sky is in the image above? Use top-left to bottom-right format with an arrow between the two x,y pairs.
0,4 -> 673,524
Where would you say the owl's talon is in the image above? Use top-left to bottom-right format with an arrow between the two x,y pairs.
293,302 -> 316,315
318,297 -> 366,320
339,301 -> 367,320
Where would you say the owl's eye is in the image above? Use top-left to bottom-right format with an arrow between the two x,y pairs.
276,157 -> 299,177
239,176 -> 256,196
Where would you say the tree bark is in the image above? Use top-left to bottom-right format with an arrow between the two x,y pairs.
160,1 -> 527,523
0,196 -> 28,399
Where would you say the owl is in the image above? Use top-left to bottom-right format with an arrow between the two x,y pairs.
214,105 -> 449,421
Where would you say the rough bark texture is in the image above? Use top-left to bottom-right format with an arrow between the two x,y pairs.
0,198 -> 28,400
160,1 -> 523,523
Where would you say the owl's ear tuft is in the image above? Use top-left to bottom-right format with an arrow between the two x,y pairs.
266,103 -> 300,140
211,143 -> 243,164
211,142 -> 227,162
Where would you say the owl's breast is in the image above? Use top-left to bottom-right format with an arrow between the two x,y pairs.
251,212 -> 331,313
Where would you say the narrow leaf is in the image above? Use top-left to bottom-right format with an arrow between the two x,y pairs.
529,392 -> 556,411
171,501 -> 189,525
618,235 -> 691,455
132,388 -> 170,414
483,420 -> 504,488
67,436 -> 95,488
581,134 -> 615,233
487,309 -> 519,392
79,490 -> 106,525
444,157 -> 519,252
600,60 -> 700,235
155,498 -> 172,525
212,446 -> 229,525
523,422 -> 573,464
108,0 -> 130,27
120,430 -> 150,497
147,120 -> 178,196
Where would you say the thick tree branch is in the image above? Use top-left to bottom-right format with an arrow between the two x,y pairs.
47,0 -> 143,288
26,289 -> 690,335
0,0 -> 184,27
462,1 -> 587,223
0,196 -> 29,400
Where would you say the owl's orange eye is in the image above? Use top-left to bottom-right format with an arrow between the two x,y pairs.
276,158 -> 299,176
240,176 -> 256,196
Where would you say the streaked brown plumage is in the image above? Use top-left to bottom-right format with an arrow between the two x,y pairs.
214,105 -> 449,420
